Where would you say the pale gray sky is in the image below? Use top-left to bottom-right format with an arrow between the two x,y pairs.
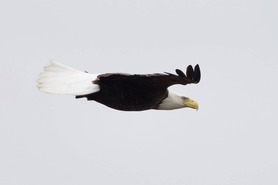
1,0 -> 278,185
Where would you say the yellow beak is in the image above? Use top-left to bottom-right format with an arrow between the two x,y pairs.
184,98 -> 199,111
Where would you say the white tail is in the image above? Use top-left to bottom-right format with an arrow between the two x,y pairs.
37,61 -> 100,95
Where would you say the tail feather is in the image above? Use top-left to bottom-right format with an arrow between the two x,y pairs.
37,61 -> 100,95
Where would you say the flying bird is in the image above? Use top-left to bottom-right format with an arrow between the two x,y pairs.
37,61 -> 201,111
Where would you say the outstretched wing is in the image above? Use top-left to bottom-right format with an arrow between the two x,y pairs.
95,64 -> 201,91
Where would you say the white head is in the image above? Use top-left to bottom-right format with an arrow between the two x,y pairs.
156,91 -> 199,110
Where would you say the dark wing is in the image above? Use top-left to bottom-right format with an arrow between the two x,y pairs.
161,64 -> 201,88
95,64 -> 201,91
164,65 -> 200,83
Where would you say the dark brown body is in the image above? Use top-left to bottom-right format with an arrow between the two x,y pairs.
76,65 -> 201,111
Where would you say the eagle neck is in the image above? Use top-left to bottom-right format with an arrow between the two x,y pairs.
156,91 -> 184,110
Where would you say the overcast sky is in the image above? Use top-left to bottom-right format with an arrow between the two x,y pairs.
1,0 -> 278,185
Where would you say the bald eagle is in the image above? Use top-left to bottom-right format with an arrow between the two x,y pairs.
37,62 -> 200,111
